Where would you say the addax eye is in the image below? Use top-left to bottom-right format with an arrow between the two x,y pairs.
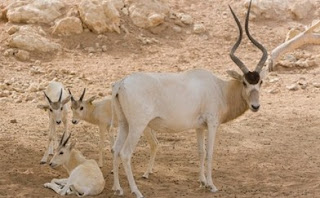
242,81 -> 247,87
80,106 -> 84,111
61,107 -> 63,111
59,151 -> 64,155
49,109 -> 53,112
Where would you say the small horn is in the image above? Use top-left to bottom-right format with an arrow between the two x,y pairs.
60,131 -> 66,146
79,88 -> 86,101
58,89 -> 63,102
68,89 -> 75,102
229,5 -> 249,74
43,91 -> 52,104
62,133 -> 71,147
245,0 -> 268,72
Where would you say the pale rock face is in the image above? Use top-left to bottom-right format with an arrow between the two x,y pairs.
245,0 -> 316,21
6,0 -> 66,24
127,0 -> 170,28
78,0 -> 121,34
52,17 -> 83,36
8,26 -> 61,53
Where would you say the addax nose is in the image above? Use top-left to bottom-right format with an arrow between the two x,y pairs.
251,105 -> 260,110
56,121 -> 61,125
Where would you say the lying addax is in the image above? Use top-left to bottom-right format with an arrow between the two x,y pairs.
111,1 -> 268,197
37,81 -> 71,164
68,89 -> 159,178
44,132 -> 105,196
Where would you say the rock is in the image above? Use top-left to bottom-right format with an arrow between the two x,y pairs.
178,13 -> 193,25
28,83 -> 38,92
6,0 -> 66,24
101,45 -> 107,52
0,91 -> 9,97
244,0 -> 317,21
52,17 -> 83,36
193,23 -> 206,34
286,83 -> 299,91
172,25 -> 182,33
8,26 -> 61,53
15,50 -> 30,61
128,0 -> 169,28
79,0 -> 121,34
10,119 -> 17,124
284,54 -> 297,62
289,0 -> 313,19
313,82 -> 320,88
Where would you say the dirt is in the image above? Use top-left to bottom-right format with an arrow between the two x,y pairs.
1,0 -> 320,198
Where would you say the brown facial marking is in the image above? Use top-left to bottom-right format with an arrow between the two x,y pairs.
244,71 -> 260,85
51,102 -> 61,110
71,101 -> 80,109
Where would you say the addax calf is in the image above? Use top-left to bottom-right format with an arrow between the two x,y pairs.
37,81 -> 71,164
44,132 -> 105,196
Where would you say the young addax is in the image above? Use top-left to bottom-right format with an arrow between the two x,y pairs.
68,89 -> 158,178
37,81 -> 71,164
44,132 -> 105,196
111,1 -> 268,197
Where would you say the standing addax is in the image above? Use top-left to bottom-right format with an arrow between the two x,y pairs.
37,81 -> 71,164
111,1 -> 268,197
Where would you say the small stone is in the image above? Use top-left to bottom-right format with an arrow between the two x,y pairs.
10,119 -> 17,124
193,23 -> 206,34
284,54 -> 297,62
268,88 -> 280,94
298,79 -> 308,89
102,45 -> 107,52
28,83 -> 38,92
269,78 -> 279,83
121,7 -> 129,16
15,50 -> 30,61
7,26 -> 20,35
172,25 -> 182,33
4,48 -> 18,57
286,83 -> 299,91
313,82 -> 320,88
87,47 -> 95,53
180,14 -> 193,25
15,98 -> 22,103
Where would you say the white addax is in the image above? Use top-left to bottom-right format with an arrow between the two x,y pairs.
68,89 -> 159,178
37,81 -> 71,164
111,2 -> 268,197
44,132 -> 105,196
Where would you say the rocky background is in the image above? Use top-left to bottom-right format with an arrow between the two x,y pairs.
0,0 -> 320,197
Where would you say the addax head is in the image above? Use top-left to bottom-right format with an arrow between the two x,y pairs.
49,132 -> 75,168
68,88 -> 96,124
37,89 -> 71,124
227,0 -> 268,112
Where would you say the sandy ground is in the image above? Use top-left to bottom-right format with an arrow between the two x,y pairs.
1,0 -> 320,197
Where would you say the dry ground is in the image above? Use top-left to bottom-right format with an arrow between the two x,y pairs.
1,0 -> 320,197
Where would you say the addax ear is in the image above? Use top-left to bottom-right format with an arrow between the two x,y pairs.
69,141 -> 76,150
62,95 -> 71,105
37,104 -> 49,111
226,70 -> 242,81
87,96 -> 96,104
259,67 -> 268,80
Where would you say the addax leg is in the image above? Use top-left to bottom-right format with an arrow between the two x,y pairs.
142,128 -> 159,179
205,119 -> 219,192
41,120 -> 56,164
98,125 -> 107,167
112,122 -> 128,196
120,124 -> 146,198
196,128 -> 206,187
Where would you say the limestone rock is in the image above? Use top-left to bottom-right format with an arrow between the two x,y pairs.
244,0 -> 316,21
127,0 -> 170,28
8,26 -> 61,53
79,0 -> 121,34
178,13 -> 193,25
15,50 -> 30,61
286,83 -> 299,91
6,0 -> 66,24
52,17 -> 83,36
